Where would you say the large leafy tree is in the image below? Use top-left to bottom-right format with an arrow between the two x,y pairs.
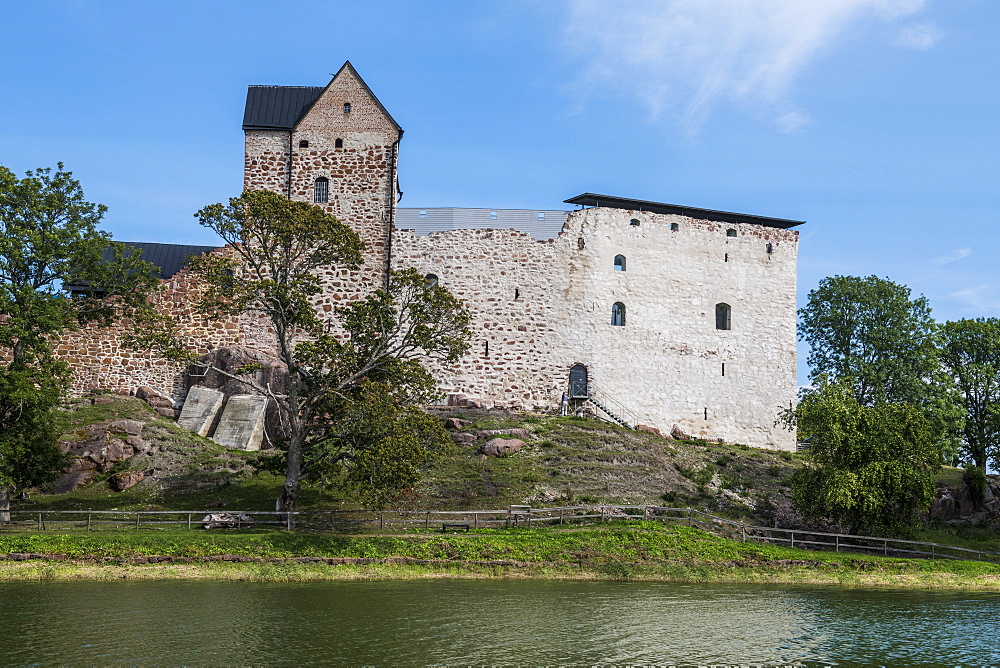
169,190 -> 471,518
939,318 -> 1000,470
784,379 -> 940,536
0,164 -> 157,517
799,275 -> 939,406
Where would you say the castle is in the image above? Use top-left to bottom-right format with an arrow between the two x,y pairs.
60,62 -> 802,450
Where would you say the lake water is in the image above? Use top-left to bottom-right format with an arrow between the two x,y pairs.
2,580 -> 998,665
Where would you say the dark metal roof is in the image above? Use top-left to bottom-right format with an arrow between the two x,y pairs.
111,242 -> 219,280
242,62 -> 402,134
243,86 -> 324,130
564,193 -> 805,229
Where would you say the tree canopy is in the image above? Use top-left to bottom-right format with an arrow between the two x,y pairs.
939,318 -> 1000,470
171,190 -> 472,517
798,275 -> 939,406
784,379 -> 939,536
0,164 -> 157,513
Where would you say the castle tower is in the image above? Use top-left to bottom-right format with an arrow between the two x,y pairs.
242,62 -> 403,295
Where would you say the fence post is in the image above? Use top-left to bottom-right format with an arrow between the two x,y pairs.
330,512 -> 335,531
931,544 -> 935,559
37,512 -> 42,530
559,509 -> 563,526
790,532 -> 794,548
87,514 -> 92,531
380,511 -> 384,530
475,512 -> 479,529
136,513 -> 140,530
425,511 -> 430,530
187,513 -> 192,530
741,526 -> 746,542
835,535 -> 839,553
688,508 -> 693,527
286,512 -> 292,531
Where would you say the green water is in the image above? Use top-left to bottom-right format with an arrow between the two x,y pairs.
2,580 -> 997,665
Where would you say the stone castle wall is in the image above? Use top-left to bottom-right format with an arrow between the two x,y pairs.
392,208 -> 798,449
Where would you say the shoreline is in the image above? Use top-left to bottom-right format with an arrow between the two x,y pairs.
1,524 -> 998,590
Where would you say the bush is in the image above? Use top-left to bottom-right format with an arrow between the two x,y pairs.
676,463 -> 715,486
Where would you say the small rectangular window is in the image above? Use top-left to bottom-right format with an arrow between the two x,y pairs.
419,209 -> 426,219
538,212 -> 545,220
670,223 -> 679,231
298,140 -> 309,148
490,210 -> 497,219
343,102 -> 352,113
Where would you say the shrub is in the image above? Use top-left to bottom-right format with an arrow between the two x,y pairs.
963,465 -> 988,508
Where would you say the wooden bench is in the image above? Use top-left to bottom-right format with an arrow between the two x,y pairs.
442,523 -> 471,532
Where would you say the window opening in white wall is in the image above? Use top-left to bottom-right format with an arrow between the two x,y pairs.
314,177 -> 329,203
538,212 -> 545,220
670,223 -> 679,231
715,303 -> 732,330
335,138 -> 343,148
766,243 -> 773,254
726,228 -> 737,237
298,140 -> 309,148
514,288 -> 520,300
578,238 -> 585,250
722,362 -> 726,376
424,273 -> 438,287
419,210 -> 426,218
611,302 -> 626,326
614,255 -> 626,272
724,253 -> 728,263
490,210 -> 497,219
630,218 -> 640,226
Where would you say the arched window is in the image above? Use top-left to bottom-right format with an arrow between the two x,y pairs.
611,302 -> 626,327
715,303 -> 731,330
334,138 -> 343,148
629,218 -> 640,227
314,177 -> 329,203
614,255 -> 626,272
424,273 -> 439,288
726,228 -> 737,237
343,102 -> 352,113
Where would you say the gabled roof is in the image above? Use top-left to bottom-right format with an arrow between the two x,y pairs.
242,61 -> 402,134
243,86 -> 324,130
111,242 -> 219,280
564,193 -> 805,229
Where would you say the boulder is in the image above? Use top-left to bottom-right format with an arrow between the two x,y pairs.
478,428 -> 530,440
444,417 -> 471,430
110,471 -> 145,492
177,386 -> 225,435
670,424 -> 692,441
451,432 -> 477,446
53,471 -> 94,494
480,438 -> 525,457
637,424 -> 664,437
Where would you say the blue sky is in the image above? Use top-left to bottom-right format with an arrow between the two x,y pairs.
2,0 -> 998,382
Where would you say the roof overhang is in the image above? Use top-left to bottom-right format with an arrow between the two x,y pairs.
564,193 -> 805,229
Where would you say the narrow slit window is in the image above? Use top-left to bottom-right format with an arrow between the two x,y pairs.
514,288 -> 520,300
715,303 -> 731,330
724,253 -> 728,263
766,242 -> 773,254
335,138 -> 343,148
314,177 -> 329,203
722,362 -> 726,376
611,302 -> 626,327
614,255 -> 626,272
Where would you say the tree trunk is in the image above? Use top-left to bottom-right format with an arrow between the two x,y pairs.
0,488 -> 10,524
276,431 -> 305,528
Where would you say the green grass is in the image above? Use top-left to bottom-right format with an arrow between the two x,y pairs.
0,523 -> 998,588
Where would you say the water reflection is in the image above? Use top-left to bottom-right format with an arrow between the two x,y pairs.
1,580 -> 997,665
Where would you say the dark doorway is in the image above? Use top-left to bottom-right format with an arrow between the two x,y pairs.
569,364 -> 588,399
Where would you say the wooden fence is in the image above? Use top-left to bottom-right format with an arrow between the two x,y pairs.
3,505 -> 999,565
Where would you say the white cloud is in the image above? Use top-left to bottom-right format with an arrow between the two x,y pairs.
934,247 -> 972,265
947,285 -> 1000,313
894,21 -> 944,50
564,0 -> 938,133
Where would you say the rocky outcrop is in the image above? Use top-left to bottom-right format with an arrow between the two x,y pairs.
478,428 -> 531,440
135,386 -> 178,419
110,471 -> 146,492
930,480 -> 1000,526
480,438 -> 525,457
56,419 -> 150,493
670,424 -> 692,441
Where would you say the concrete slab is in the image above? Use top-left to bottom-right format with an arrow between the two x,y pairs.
177,386 -> 225,436
211,395 -> 267,451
